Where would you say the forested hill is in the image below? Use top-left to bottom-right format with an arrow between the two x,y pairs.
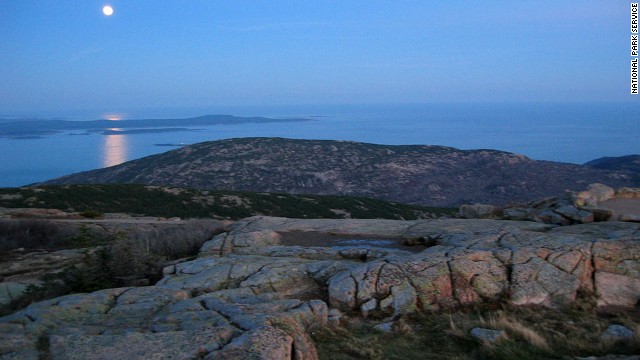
585,155 -> 640,174
44,137 -> 638,207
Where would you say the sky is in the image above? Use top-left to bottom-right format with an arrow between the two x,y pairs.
0,1 -> 636,116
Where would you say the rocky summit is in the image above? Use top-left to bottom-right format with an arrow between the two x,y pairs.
460,183 -> 640,224
2,216 -> 639,359
43,137 -> 638,207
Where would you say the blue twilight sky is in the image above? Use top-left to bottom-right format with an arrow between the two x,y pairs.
0,1 -> 635,116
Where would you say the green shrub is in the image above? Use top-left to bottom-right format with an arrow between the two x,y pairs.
0,185 -> 456,220
0,220 -> 74,254
0,220 -> 226,315
65,225 -> 108,248
79,210 -> 103,219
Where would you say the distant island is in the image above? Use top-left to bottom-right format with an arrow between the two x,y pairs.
154,143 -> 190,147
0,115 -> 312,139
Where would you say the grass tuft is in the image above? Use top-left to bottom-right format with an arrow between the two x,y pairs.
486,312 -> 551,352
313,304 -> 640,360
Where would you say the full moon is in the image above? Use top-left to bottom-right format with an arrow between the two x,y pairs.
102,5 -> 114,16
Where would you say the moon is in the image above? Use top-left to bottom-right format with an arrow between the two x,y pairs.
102,5 -> 114,16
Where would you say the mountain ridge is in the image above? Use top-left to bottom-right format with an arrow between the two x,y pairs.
44,137 -> 638,207
584,154 -> 640,174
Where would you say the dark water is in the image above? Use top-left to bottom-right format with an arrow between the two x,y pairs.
277,231 -> 423,252
1,102 -> 638,187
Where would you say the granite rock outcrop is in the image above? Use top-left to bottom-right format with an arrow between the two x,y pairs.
1,216 -> 639,359
463,184 -> 640,225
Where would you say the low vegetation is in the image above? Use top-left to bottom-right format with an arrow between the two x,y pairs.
0,219 -> 226,316
0,220 -> 76,256
0,184 -> 455,220
313,302 -> 640,359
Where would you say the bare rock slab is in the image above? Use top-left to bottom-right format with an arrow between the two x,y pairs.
1,216 -> 640,359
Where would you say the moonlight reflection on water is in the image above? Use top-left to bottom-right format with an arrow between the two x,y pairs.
102,129 -> 128,168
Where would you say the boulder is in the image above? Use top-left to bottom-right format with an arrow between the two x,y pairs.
459,204 -> 498,219
617,187 -> 640,199
618,213 -> 640,222
535,209 -> 572,226
501,184 -> 640,225
600,325 -> 635,343
373,321 -> 394,333
470,327 -> 507,343
553,205 -> 594,224
574,183 -> 615,206
502,207 -> 532,221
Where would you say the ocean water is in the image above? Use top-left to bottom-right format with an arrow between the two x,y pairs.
0,102 -> 638,188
